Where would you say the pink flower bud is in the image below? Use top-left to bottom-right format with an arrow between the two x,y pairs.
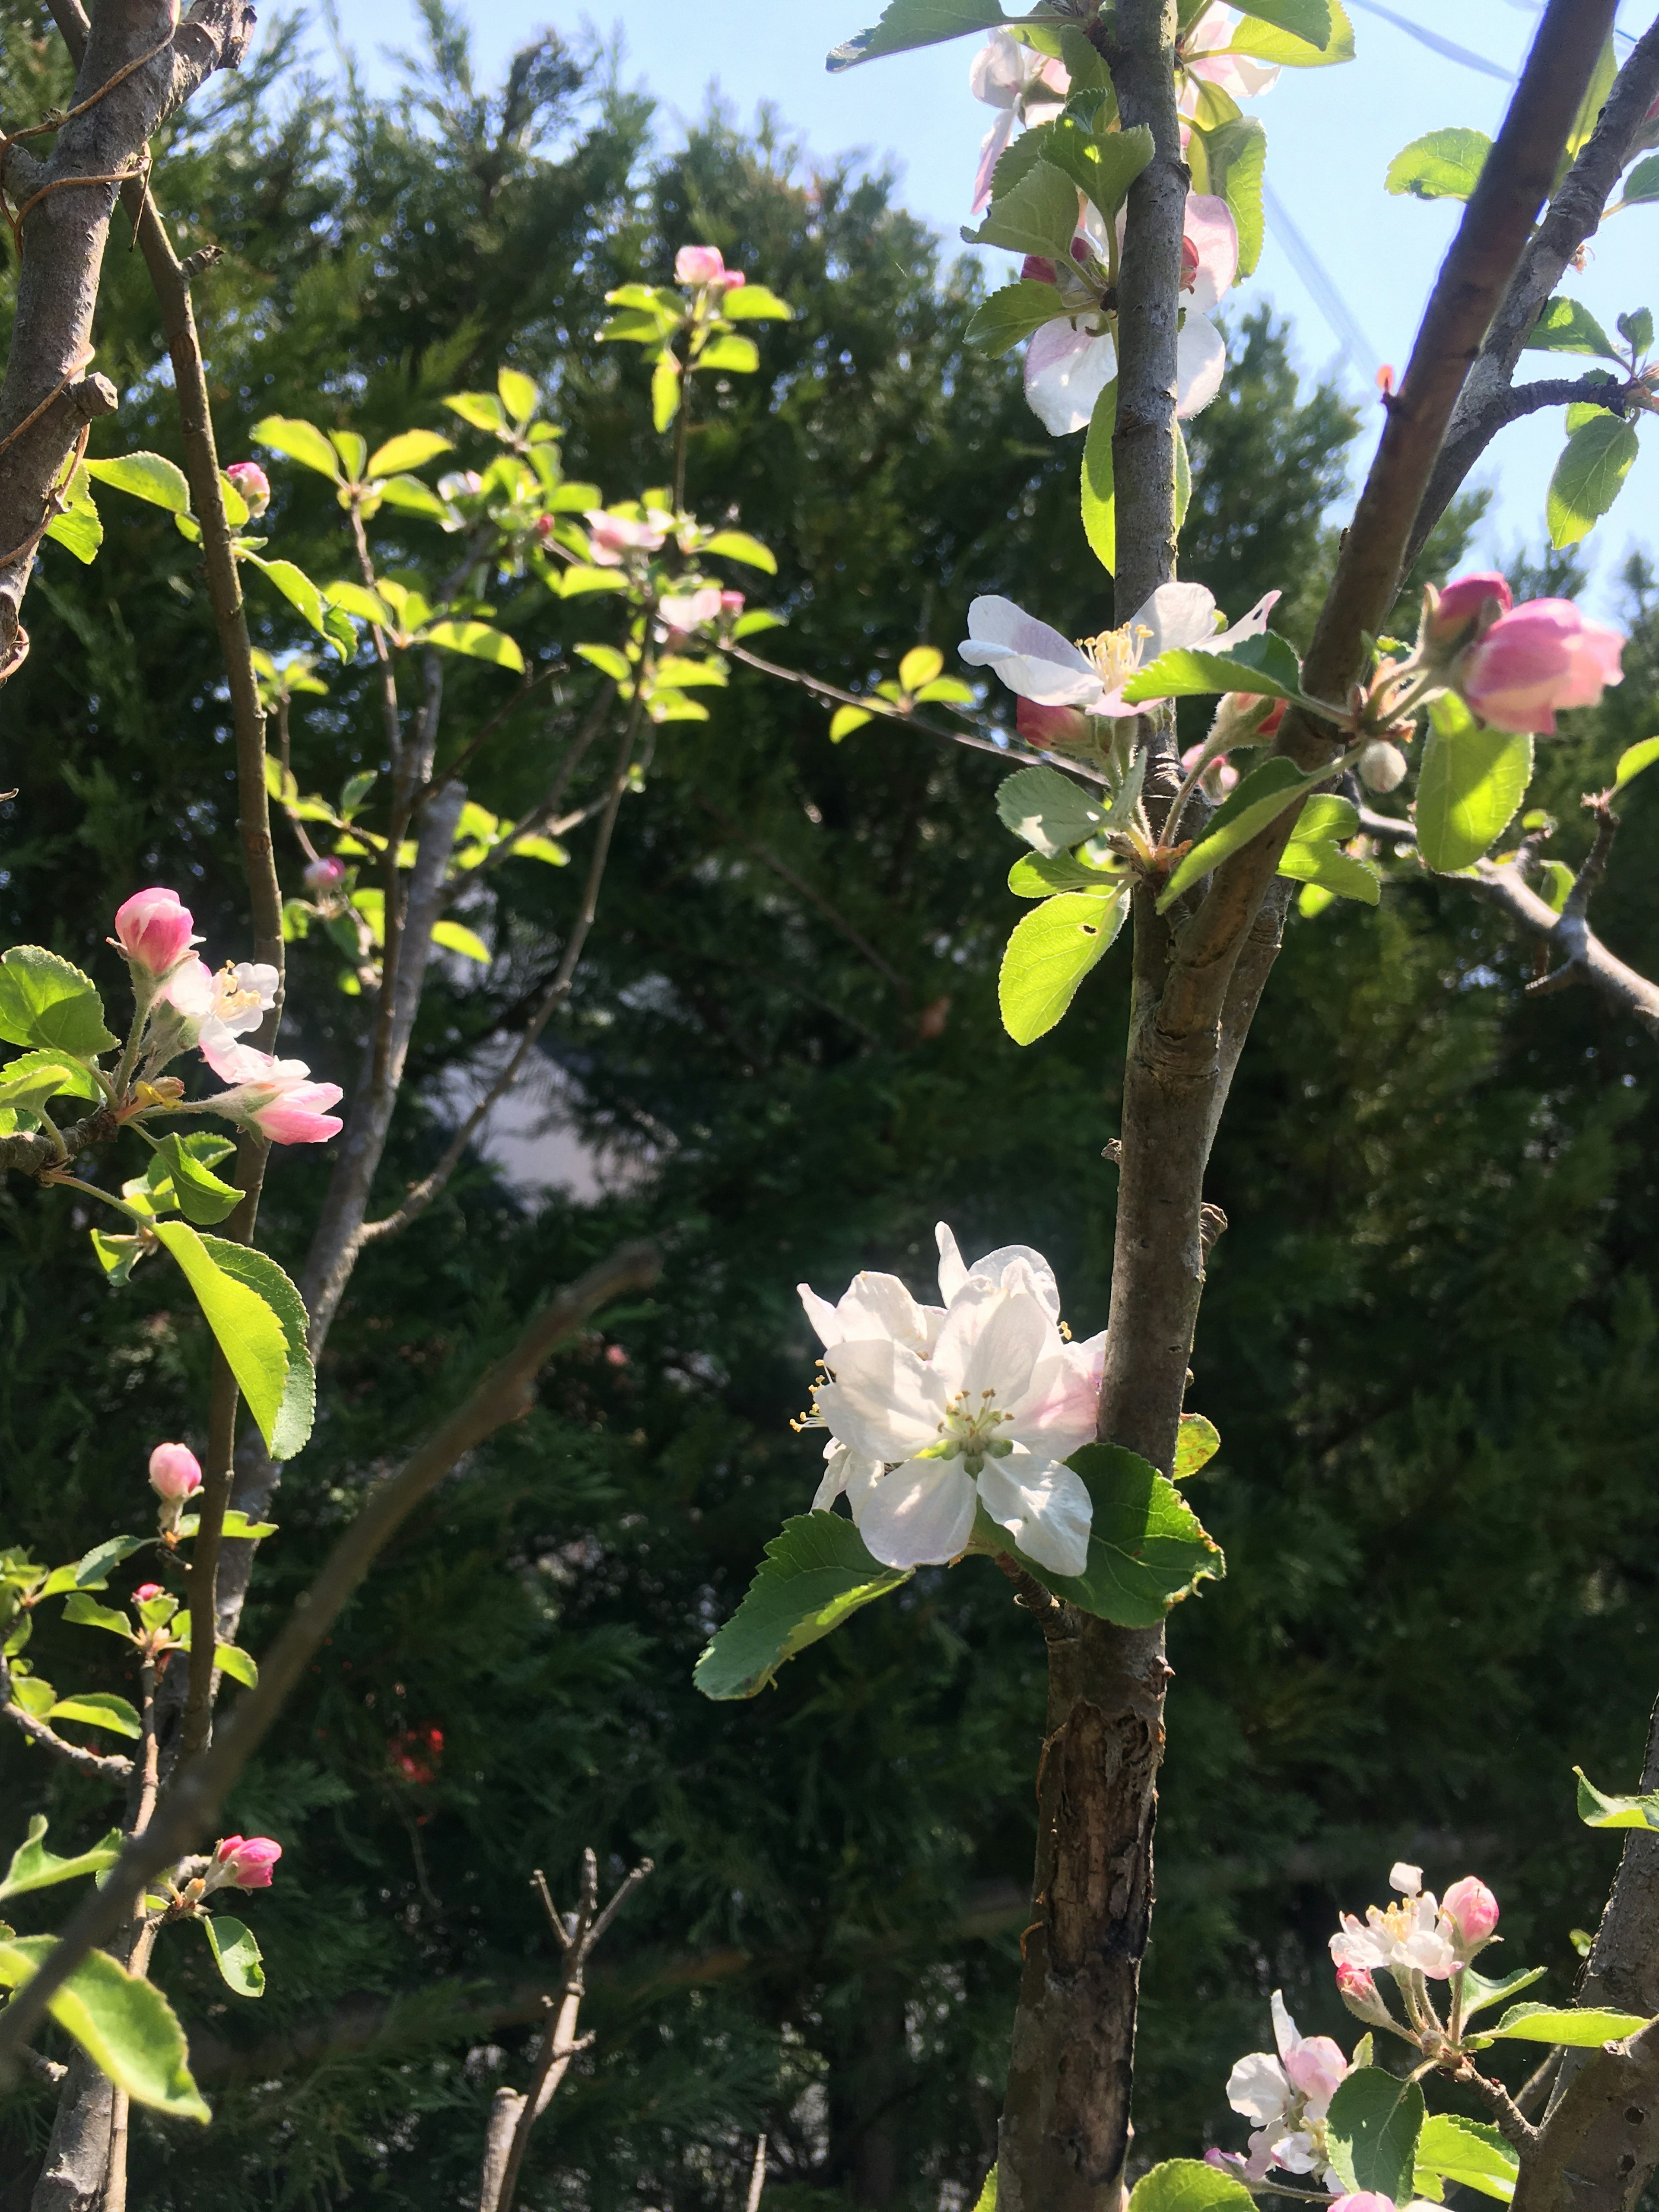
1329,2195 -> 1397,2212
1017,696 -> 1090,750
1179,234 -> 1201,290
248,1079 -> 344,1146
675,245 -> 733,287
226,461 -> 270,518
1429,571 -> 1512,648
1020,254 -> 1058,285
133,1582 -> 163,1602
1443,1875 -> 1500,1949
719,590 -> 745,617
1227,692 -> 1287,738
1336,1960 -> 1376,2001
1460,598 -> 1625,734
149,1443 -> 203,1501
304,855 -> 346,891
114,887 -> 198,977
210,1834 -> 282,1890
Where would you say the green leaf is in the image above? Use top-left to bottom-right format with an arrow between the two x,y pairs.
652,353 -> 681,433
1622,154 -> 1659,206
1125,630 -> 1303,705
1459,1962 -> 1548,2022
1278,793 -> 1380,906
1415,722 -> 1532,872
1490,2003 -> 1649,2045
1611,737 -> 1657,793
693,1512 -> 912,1699
60,1592 -> 132,1638
1082,376 -> 1117,573
1173,1413 -> 1220,1478
195,1234 -> 315,1462
720,285 -> 795,321
251,415 -> 342,479
243,554 -> 329,639
496,367 -> 540,424
432,920 -> 491,963
1158,757 -> 1322,909
365,429 -> 453,478
0,1935 -> 210,2121
696,332 -> 760,374
443,391 -> 508,435
421,620 -> 526,673
973,2166 -> 998,2212
1007,850 -> 1122,897
0,947 -> 117,1056
151,1224 -> 314,1460
1414,2114 -> 1518,2204
68,1534 -> 147,1589
703,530 -> 778,573
1618,308 -> 1653,356
10,1671 -> 53,1714
324,580 -> 392,626
0,1817 -> 123,1901
970,159 -> 1084,261
0,1048 -> 99,1103
1010,1445 -> 1223,1627
328,429 -> 367,483
150,1132 -> 242,1226
998,888 -> 1126,1045
828,0 -> 1006,70
558,564 -> 632,597
1325,2067 -> 1425,2202
576,643 -> 633,684
1576,1766 -> 1659,1829
1547,413 -> 1639,548
830,705 -> 874,741
996,765 -> 1107,857
1386,127 -> 1491,201
1044,118 -> 1154,221
966,280 -> 1068,358
83,451 -> 191,515
202,1913 -> 265,1997
1127,2160 -> 1256,2212
377,474 -> 451,522
45,462 -> 102,563
214,1642 -> 258,1688
1526,297 -> 1621,360
221,1510 -> 278,1539
1198,117 -> 1266,275
48,1693 -> 141,1738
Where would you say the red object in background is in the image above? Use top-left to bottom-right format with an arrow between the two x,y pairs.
389,1725 -> 445,1784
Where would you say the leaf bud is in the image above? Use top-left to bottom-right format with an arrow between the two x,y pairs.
1358,741 -> 1408,792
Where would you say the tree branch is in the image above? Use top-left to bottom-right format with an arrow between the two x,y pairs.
1409,374 -> 1636,573
0,1653 -> 132,1783
0,1239 -> 664,2080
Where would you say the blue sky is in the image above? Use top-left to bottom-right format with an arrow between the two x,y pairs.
301,0 -> 1656,612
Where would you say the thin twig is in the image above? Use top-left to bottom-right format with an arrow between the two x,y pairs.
0,1240 -> 663,2078
696,794 -> 910,1000
0,1652 -> 132,1782
745,2135 -> 769,2212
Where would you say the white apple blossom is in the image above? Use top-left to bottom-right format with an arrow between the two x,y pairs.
798,1225 -> 1104,1575
1022,193 -> 1239,436
1179,3 -> 1282,112
969,31 -> 1069,213
1224,1990 -> 1350,2180
159,955 -> 280,1077
960,582 -> 1281,719
1329,1862 -> 1460,1982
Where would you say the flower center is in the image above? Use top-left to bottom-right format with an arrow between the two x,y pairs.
928,1388 -> 1016,1477
211,964 -> 264,1025
1081,621 -> 1153,689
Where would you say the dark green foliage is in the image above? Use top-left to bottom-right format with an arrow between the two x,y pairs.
1,9 -> 1658,2209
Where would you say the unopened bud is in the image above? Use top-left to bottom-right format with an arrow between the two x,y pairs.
1336,1960 -> 1394,2028
1359,740 -> 1408,792
304,855 -> 347,892
1017,696 -> 1090,751
1424,572 -> 1512,654
226,461 -> 270,518
1443,1875 -> 1500,1952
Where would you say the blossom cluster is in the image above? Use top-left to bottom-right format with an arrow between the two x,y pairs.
798,1225 -> 1104,1575
113,886 -> 342,1144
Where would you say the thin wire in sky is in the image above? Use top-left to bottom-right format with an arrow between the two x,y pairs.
1262,179 -> 1382,384
1343,0 -> 1519,81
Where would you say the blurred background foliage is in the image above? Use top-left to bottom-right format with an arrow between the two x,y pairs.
0,3 -> 1656,2206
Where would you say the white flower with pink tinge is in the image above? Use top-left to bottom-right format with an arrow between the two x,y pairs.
1224,1990 -> 1349,2180
1330,1862 -> 1460,1982
802,1224 -> 1103,1575
969,30 -> 1070,213
1179,3 -> 1282,113
961,582 -> 1280,720
584,509 -> 672,566
1023,193 -> 1239,436
204,1041 -> 343,1145
161,955 -> 279,1075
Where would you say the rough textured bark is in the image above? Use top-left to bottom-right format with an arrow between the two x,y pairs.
995,6 -> 1618,2206
0,0 -> 255,667
26,2053 -> 111,2212
1513,2022 -> 1659,2212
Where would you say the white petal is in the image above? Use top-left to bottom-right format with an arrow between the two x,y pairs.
1023,320 -> 1117,437
1211,590 -> 1283,650
1391,1861 -> 1424,1897
1226,2051 -> 1291,2125
1270,2132 -> 1318,2175
815,1443 -> 883,1514
1270,1990 -> 1300,2062
937,1222 -> 969,1305
976,1451 -> 1093,1575
858,1459 -> 979,1567
1176,310 -> 1227,419
815,1339 -> 942,1463
842,1271 -> 933,1348
1183,192 -> 1239,312
972,110 -> 1015,213
957,1278 -> 1054,1404
965,1242 -> 1061,1317
970,30 -> 1028,107
1128,581 -> 1220,657
799,1284 -> 843,1346
960,594 -> 1103,708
